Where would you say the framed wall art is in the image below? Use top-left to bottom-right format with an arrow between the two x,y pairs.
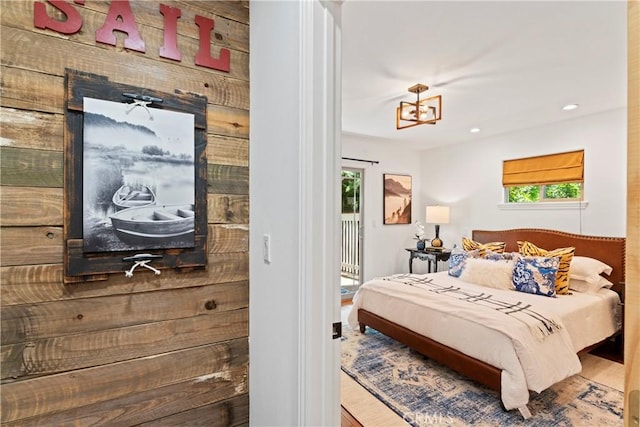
383,173 -> 412,225
63,69 -> 208,283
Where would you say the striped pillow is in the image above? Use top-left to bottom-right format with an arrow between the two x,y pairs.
517,241 -> 575,295
462,237 -> 507,257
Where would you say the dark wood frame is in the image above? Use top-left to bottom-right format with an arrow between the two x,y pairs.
63,69 -> 208,283
382,173 -> 412,225
358,228 -> 626,398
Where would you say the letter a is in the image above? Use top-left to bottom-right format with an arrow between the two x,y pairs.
96,0 -> 145,53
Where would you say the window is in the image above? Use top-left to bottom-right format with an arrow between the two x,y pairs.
341,170 -> 361,214
506,183 -> 582,203
502,150 -> 584,204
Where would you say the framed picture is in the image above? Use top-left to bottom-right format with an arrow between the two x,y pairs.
63,69 -> 208,283
383,173 -> 412,224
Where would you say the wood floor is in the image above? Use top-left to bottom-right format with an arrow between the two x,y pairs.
340,402 -> 364,427
339,303 -> 625,427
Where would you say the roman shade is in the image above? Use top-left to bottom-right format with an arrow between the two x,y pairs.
502,150 -> 584,186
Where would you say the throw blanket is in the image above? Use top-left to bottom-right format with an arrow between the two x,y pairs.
348,272 -> 582,411
383,273 -> 562,341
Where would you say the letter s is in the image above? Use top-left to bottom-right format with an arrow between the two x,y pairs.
34,0 -> 84,35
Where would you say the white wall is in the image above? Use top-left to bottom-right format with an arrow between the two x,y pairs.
250,2 -> 341,426
250,3 -> 301,423
342,134 -> 427,279
343,108 -> 626,279
420,108 -> 627,247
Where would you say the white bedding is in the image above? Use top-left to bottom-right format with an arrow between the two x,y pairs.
347,271 -> 621,411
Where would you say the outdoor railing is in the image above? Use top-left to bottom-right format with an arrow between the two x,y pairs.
341,213 -> 360,278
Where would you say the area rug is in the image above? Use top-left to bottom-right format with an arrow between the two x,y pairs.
341,324 -> 623,427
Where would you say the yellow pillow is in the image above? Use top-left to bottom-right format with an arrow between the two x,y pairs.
517,241 -> 575,295
461,237 -> 507,257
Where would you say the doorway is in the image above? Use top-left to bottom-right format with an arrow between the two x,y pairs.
341,168 -> 363,299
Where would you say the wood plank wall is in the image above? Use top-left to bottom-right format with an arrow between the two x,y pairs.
0,1 -> 250,424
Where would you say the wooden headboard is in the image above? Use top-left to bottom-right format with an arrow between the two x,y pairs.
472,228 -> 626,296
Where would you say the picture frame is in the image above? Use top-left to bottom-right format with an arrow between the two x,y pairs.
383,173 -> 412,225
63,69 -> 208,283
82,97 -> 196,253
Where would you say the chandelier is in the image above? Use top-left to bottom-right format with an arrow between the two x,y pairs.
396,83 -> 442,130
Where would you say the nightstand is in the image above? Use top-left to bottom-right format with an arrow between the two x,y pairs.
405,248 -> 451,273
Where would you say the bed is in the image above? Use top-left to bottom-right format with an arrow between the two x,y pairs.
348,229 -> 625,419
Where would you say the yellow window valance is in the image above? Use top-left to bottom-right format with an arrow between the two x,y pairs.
502,150 -> 584,186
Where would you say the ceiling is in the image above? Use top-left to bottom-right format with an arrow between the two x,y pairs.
341,1 -> 627,151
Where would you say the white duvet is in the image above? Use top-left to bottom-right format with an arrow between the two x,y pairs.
347,271 -> 621,413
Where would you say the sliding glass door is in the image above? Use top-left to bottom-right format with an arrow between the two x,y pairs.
341,168 -> 363,298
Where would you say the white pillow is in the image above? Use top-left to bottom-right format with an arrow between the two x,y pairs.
569,256 -> 613,284
459,257 -> 515,290
569,276 -> 614,294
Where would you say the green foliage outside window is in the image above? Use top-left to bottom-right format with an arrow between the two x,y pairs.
507,183 -> 581,203
508,185 -> 540,202
342,170 -> 360,213
544,183 -> 581,199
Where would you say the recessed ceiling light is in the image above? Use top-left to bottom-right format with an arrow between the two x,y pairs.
470,127 -> 481,133
562,104 -> 579,111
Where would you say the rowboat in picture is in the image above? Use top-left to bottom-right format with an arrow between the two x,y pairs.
109,204 -> 195,243
112,184 -> 157,211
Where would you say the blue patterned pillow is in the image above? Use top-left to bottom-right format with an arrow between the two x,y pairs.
485,250 -> 515,261
448,248 -> 481,277
512,255 -> 559,297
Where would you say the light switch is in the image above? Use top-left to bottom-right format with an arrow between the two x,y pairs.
263,234 -> 271,263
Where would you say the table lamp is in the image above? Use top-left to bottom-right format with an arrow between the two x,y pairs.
425,205 -> 450,248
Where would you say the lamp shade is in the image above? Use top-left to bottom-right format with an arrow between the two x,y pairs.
426,206 -> 450,224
